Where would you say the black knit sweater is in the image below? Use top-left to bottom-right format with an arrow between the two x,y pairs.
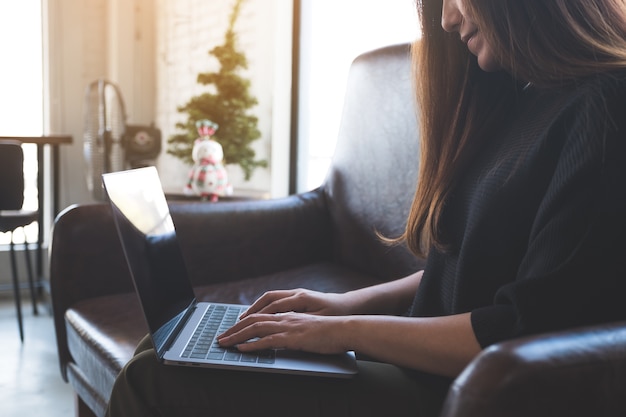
409,71 -> 626,348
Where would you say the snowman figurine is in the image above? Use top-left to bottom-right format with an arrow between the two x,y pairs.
184,120 -> 231,202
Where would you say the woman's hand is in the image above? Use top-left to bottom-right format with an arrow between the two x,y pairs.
217,312 -> 348,354
240,288 -> 355,319
218,311 -> 482,377
240,271 -> 425,320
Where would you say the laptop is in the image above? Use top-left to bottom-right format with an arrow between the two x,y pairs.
102,166 -> 358,378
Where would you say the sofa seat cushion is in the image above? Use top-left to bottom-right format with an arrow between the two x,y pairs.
192,262 -> 384,304
64,261 -> 384,410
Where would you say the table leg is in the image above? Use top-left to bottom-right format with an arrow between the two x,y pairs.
36,144 -> 44,280
53,145 -> 60,216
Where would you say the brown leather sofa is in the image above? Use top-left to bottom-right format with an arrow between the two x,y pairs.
50,44 -> 626,417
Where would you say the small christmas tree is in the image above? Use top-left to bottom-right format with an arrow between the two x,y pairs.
167,0 -> 266,180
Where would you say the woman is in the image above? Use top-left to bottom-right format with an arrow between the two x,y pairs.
106,0 -> 626,416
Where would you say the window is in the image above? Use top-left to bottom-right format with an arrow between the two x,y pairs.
0,0 -> 43,245
297,0 -> 419,191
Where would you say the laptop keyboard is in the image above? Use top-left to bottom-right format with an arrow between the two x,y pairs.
181,305 -> 275,364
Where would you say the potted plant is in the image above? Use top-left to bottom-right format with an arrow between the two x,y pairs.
167,0 -> 267,181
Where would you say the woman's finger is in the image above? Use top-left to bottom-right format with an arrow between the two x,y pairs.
217,314 -> 285,347
240,290 -> 298,318
241,289 -> 314,318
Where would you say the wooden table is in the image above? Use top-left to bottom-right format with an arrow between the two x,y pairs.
0,135 -> 72,280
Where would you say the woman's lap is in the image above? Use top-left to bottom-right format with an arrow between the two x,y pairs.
105,336 -> 447,417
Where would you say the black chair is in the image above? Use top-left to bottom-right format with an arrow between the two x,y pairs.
0,140 -> 39,341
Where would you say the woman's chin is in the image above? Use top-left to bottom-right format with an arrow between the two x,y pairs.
477,54 -> 502,72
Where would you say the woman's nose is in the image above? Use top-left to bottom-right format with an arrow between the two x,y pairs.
441,0 -> 462,33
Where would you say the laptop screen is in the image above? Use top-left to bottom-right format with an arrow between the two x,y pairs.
102,167 -> 196,354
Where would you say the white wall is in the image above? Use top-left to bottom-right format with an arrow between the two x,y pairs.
46,0 -> 161,208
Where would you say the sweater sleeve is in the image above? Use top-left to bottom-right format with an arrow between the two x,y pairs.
471,78 -> 626,347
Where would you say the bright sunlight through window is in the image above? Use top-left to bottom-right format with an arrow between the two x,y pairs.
0,0 -> 43,245
299,0 -> 419,191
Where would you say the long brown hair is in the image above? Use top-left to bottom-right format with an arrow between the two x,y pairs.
470,0 -> 626,86
399,0 -> 626,258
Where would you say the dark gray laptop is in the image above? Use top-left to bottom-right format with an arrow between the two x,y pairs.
102,166 -> 358,378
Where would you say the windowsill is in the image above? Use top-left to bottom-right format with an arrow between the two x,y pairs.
164,188 -> 270,202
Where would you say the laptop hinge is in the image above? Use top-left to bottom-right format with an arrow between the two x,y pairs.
154,299 -> 198,359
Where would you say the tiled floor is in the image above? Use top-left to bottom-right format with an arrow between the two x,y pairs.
0,295 -> 75,417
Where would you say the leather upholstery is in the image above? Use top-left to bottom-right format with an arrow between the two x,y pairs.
50,43 -> 423,417
441,322 -> 626,417
325,45 -> 422,279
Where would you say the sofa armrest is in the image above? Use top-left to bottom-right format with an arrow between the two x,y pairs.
50,190 -> 332,380
170,189 -> 333,286
441,321 -> 626,417
50,203 -> 135,380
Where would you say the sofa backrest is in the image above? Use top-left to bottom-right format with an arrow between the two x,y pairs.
323,43 -> 425,280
